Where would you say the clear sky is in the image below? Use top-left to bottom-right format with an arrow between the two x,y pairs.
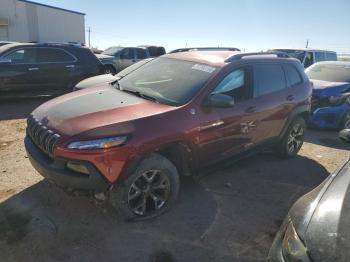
34,0 -> 350,53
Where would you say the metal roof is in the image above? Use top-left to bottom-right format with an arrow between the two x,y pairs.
18,0 -> 85,15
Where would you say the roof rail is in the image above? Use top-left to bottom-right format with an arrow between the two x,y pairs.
225,51 -> 290,62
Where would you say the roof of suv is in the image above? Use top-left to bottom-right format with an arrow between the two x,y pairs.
164,51 -> 298,67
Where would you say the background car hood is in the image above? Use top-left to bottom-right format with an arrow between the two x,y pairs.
75,74 -> 119,90
312,79 -> 350,96
31,86 -> 175,138
95,54 -> 114,60
289,159 -> 350,262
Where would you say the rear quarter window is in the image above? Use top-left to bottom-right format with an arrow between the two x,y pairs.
253,64 -> 286,97
284,64 -> 302,86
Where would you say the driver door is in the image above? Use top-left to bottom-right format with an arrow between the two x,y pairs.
198,66 -> 259,165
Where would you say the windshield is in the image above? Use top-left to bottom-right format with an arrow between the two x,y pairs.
102,46 -> 123,56
274,49 -> 306,62
119,57 -> 218,106
306,63 -> 350,82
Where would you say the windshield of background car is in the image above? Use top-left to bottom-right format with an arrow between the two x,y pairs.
119,57 -> 218,106
306,63 -> 350,82
102,47 -> 123,56
275,49 -> 305,62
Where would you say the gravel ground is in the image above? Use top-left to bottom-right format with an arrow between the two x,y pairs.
0,98 -> 349,262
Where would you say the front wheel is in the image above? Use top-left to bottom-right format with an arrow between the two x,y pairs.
278,117 -> 305,158
109,154 -> 180,221
104,65 -> 117,75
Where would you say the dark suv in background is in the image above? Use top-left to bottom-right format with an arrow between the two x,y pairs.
25,51 -> 312,220
0,43 -> 104,98
96,46 -> 150,74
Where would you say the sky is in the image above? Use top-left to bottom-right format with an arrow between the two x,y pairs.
33,0 -> 350,53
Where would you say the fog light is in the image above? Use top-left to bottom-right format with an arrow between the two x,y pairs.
66,162 -> 90,175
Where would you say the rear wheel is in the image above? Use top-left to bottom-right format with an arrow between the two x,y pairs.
278,117 -> 305,158
343,111 -> 350,129
109,154 -> 179,221
104,65 -> 116,75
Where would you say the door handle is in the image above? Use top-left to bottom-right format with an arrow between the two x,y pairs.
286,95 -> 295,101
245,106 -> 256,113
28,67 -> 39,71
66,65 -> 75,68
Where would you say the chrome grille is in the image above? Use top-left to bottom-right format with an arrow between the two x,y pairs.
27,115 -> 60,157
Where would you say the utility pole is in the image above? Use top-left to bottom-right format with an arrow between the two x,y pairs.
88,27 -> 91,48
305,39 -> 309,48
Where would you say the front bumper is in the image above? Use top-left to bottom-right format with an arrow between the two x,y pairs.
25,136 -> 109,192
308,102 -> 349,129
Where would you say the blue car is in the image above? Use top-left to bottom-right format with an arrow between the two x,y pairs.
306,61 -> 350,129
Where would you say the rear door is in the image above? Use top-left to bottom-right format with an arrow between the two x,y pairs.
250,63 -> 291,143
135,48 -> 148,62
35,47 -> 77,94
119,48 -> 135,70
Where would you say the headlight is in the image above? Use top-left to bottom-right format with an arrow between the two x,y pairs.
67,136 -> 127,150
282,221 -> 311,262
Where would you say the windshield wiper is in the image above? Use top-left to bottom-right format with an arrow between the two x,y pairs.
121,88 -> 159,103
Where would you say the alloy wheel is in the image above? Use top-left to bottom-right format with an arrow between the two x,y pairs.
344,112 -> 350,129
287,123 -> 304,153
127,170 -> 171,216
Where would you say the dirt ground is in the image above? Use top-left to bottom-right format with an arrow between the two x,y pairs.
1,98 -> 350,262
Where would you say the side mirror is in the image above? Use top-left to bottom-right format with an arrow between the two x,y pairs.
339,129 -> 350,144
0,58 -> 12,65
205,93 -> 235,108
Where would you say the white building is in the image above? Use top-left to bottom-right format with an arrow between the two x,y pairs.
0,0 -> 85,44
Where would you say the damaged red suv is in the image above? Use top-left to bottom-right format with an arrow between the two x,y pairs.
25,51 -> 312,219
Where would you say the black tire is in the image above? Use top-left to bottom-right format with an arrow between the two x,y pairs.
343,110 -> 350,129
278,116 -> 306,158
109,153 -> 180,221
104,64 -> 117,75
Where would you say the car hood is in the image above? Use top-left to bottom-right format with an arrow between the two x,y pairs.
312,79 -> 350,96
31,86 -> 175,138
290,159 -> 350,261
96,54 -> 114,60
75,74 -> 119,90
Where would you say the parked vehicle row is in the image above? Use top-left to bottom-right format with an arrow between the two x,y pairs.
96,46 -> 165,74
272,49 -> 337,68
0,42 -> 105,98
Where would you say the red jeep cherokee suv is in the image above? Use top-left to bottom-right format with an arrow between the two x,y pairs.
25,51 -> 312,219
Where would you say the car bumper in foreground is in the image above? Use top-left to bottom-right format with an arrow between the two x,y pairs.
25,136 -> 109,193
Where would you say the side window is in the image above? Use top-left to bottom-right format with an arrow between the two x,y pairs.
4,48 -> 37,64
36,48 -> 75,63
136,48 -> 147,59
284,64 -> 302,87
325,52 -> 337,61
315,52 -> 326,62
120,48 -> 134,59
212,68 -> 249,102
253,64 -> 286,97
304,52 -> 314,68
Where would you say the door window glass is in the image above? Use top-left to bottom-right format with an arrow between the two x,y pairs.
120,48 -> 134,59
325,52 -> 337,61
304,52 -> 314,68
135,48 -> 147,59
36,48 -> 75,63
212,68 -> 249,102
315,52 -> 326,62
4,48 -> 37,64
253,64 -> 286,97
284,64 -> 302,86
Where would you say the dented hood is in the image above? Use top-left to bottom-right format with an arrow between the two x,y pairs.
31,86 -> 175,137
